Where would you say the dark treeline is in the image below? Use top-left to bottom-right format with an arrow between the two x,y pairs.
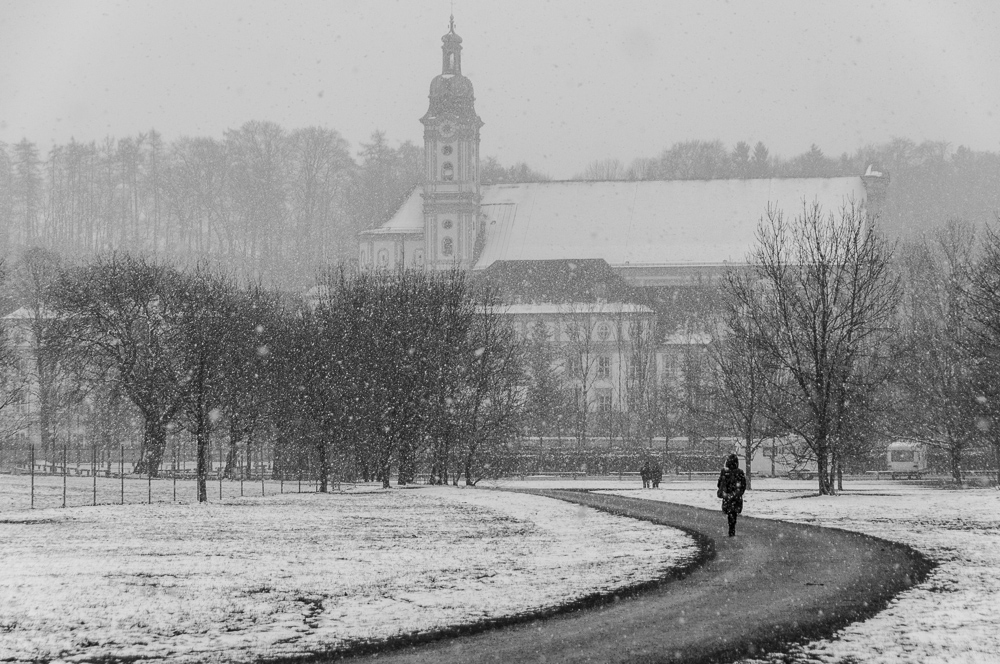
0,251 -> 524,500
576,138 -> 1000,240
0,124 -> 546,290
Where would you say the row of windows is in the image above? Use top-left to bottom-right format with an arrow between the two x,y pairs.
565,355 -> 613,379
367,248 -> 426,268
513,320 -> 653,343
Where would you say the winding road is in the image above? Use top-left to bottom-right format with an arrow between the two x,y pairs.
332,489 -> 933,664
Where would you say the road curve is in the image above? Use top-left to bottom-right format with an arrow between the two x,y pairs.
327,489 -> 933,664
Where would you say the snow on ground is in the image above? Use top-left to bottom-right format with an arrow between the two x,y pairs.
577,476 -> 1000,664
0,476 -> 697,663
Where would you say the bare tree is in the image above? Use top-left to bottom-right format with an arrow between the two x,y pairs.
163,265 -> 244,501
625,157 -> 659,181
576,158 -> 626,181
711,282 -> 779,489
52,252 -> 184,476
725,200 -> 900,494
659,140 -> 733,180
892,221 -> 980,483
965,220 -> 1000,484
559,304 -> 602,449
612,307 -> 658,457
524,319 -> 567,443
0,259 -> 31,443
453,294 -> 525,485
12,140 -> 43,248
9,248 -> 84,469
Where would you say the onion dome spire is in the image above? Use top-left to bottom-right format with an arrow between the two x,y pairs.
441,14 -> 462,74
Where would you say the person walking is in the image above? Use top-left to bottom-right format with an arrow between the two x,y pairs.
640,460 -> 651,488
717,454 -> 747,537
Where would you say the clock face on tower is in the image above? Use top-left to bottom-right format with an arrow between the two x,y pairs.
439,123 -> 455,138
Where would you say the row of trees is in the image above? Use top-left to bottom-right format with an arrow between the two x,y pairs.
0,251 -> 524,499
712,203 -> 1000,494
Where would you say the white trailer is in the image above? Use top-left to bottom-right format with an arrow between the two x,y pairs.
886,441 -> 929,479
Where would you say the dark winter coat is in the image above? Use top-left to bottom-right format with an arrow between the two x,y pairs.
717,467 -> 747,515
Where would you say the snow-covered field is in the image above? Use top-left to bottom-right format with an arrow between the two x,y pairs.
0,476 -> 697,663
4,473 -> 998,663
585,477 -> 1000,664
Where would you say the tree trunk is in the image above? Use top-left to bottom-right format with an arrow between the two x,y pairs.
993,439 -> 1000,487
196,414 -> 209,503
743,434 -> 753,491
136,418 -> 167,477
318,437 -> 329,493
379,436 -> 392,489
464,455 -> 474,486
196,379 -> 209,502
39,392 -> 55,471
817,441 -> 833,495
224,415 -> 244,478
829,447 -> 839,495
224,438 -> 239,479
949,443 -> 963,484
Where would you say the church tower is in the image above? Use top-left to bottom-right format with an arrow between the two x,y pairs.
420,16 -> 483,271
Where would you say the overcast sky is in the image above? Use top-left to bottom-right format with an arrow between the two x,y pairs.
1,0 -> 998,179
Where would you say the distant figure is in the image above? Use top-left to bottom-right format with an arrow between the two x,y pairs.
640,460 -> 651,488
651,461 -> 662,488
717,454 -> 747,537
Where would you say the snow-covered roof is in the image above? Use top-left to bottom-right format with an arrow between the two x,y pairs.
475,178 -> 868,269
887,440 -> 924,450
359,189 -> 425,235
368,177 -> 871,267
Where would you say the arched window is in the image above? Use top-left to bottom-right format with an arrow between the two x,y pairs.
442,237 -> 454,256
377,249 -> 389,267
442,162 -> 454,181
414,249 -> 424,267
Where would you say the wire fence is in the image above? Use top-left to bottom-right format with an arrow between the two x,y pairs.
0,441 -> 344,512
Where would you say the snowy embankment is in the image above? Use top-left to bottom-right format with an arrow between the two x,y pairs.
589,478 -> 1000,664
0,480 -> 697,663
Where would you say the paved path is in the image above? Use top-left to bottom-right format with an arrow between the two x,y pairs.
332,489 -> 933,664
